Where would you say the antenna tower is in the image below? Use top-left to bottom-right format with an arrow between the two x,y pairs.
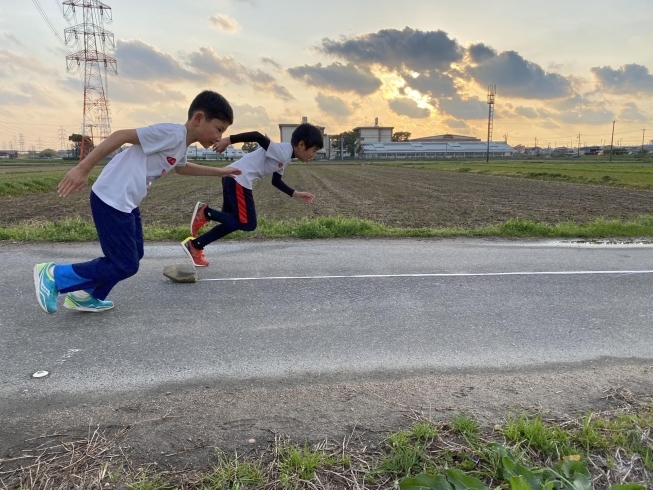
486,85 -> 496,163
62,0 -> 117,160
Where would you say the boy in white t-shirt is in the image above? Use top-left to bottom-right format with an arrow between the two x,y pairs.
33,90 -> 242,313
181,123 -> 324,266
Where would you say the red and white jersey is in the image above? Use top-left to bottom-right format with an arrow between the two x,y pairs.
92,123 -> 188,212
229,141 -> 293,190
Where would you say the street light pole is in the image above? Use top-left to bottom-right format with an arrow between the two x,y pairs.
609,119 -> 616,163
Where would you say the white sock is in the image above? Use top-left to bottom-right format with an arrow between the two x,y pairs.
70,290 -> 91,300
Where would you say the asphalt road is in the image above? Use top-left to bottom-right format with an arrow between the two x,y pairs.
2,238 -> 653,400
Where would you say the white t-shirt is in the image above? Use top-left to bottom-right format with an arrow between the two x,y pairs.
92,123 -> 188,212
229,141 -> 293,190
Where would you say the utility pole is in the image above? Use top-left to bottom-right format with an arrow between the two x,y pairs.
609,119 -> 616,162
642,128 -> 646,153
577,134 -> 581,157
340,134 -> 343,161
503,133 -> 508,144
486,85 -> 496,162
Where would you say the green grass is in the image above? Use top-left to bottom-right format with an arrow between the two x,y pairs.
450,413 -> 481,443
376,159 -> 653,189
0,168 -> 102,197
0,171 -> 67,197
372,430 -> 429,478
503,414 -> 572,458
200,450 -> 264,489
276,442 -> 345,489
2,215 -> 653,242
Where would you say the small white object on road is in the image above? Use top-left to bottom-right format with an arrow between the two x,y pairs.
32,371 -> 49,378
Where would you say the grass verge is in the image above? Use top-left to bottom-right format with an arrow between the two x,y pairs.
2,399 -> 651,489
2,215 -> 653,242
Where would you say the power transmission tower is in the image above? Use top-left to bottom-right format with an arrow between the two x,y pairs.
62,0 -> 117,161
59,126 -> 67,150
18,134 -> 25,152
577,134 -> 581,157
486,85 -> 496,163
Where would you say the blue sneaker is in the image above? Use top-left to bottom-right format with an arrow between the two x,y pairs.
34,262 -> 58,313
63,294 -> 114,312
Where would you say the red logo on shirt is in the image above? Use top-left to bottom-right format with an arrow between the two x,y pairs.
166,156 -> 177,165
278,163 -> 283,168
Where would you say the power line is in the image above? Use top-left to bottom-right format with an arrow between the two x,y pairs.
31,0 -> 71,53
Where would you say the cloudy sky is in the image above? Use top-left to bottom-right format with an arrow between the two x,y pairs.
2,0 -> 653,150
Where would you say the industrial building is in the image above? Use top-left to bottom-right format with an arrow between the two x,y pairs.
353,118 -> 394,145
350,124 -> 514,159
358,140 -> 514,159
0,150 -> 18,159
279,117 -> 330,159
274,117 -> 515,160
186,145 -> 244,160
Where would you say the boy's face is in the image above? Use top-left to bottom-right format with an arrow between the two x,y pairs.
295,141 -> 319,162
193,112 -> 230,148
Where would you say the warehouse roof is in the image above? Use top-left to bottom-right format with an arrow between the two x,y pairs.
360,141 -> 514,152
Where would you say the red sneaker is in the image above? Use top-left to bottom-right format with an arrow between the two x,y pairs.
181,237 -> 209,267
190,202 -> 209,237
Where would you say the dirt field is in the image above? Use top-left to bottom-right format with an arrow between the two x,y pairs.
1,164 -> 652,228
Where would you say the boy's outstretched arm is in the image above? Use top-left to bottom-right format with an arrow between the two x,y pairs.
213,131 -> 270,153
271,172 -> 314,203
174,162 -> 241,178
58,129 -> 140,197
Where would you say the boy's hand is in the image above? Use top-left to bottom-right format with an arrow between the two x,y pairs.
293,191 -> 314,204
58,166 -> 91,197
212,137 -> 231,154
219,166 -> 242,178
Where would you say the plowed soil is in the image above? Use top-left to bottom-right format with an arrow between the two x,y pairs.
1,164 -> 652,227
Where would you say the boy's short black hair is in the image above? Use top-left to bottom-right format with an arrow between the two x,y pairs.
188,90 -> 233,124
291,123 -> 324,149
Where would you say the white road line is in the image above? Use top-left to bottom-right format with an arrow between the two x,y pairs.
199,270 -> 653,282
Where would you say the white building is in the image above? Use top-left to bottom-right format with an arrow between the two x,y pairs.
354,118 -> 393,144
358,141 -> 515,159
187,145 -> 243,160
279,116 -> 330,159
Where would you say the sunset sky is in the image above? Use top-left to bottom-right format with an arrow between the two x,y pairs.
2,0 -> 653,150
